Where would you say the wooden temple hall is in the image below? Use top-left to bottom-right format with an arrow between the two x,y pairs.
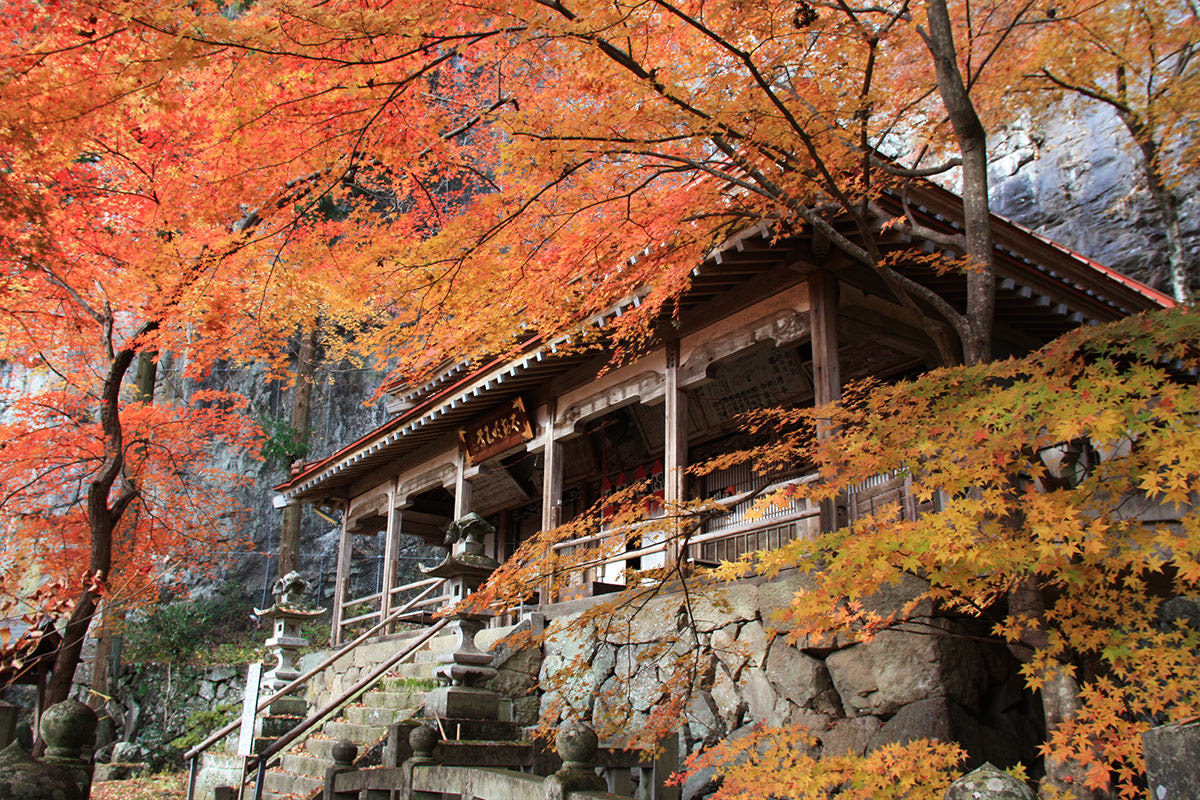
273,182 -> 1173,646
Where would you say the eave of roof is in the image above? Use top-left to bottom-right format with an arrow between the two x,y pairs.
277,184 -> 1173,503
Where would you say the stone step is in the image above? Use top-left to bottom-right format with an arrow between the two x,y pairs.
262,767 -> 324,798
383,662 -> 437,682
364,688 -> 426,708
280,751 -> 333,779
300,735 -> 345,761
343,704 -> 417,727
322,720 -> 387,744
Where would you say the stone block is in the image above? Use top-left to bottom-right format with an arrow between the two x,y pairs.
820,716 -> 881,757
825,619 -> 986,717
742,671 -> 778,724
710,624 -> 748,679
424,686 -> 499,720
734,620 -> 768,670
1144,718 -> 1200,800
689,584 -> 760,632
765,637 -> 829,709
756,574 -> 816,623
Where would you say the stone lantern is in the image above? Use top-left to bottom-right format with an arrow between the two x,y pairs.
254,571 -> 325,692
419,513 -> 501,720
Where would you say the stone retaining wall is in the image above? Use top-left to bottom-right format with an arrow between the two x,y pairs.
539,573 -> 1042,775
70,661 -> 248,769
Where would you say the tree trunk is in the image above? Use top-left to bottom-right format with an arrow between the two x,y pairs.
1118,113 -> 1191,302
277,325 -> 319,578
923,0 -> 995,365
1008,578 -> 1107,799
86,351 -> 155,744
43,331 -> 149,713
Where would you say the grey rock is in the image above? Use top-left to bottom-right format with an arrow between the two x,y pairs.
1143,718 -> 1200,800
734,620 -> 767,671
870,696 -> 1023,769
681,765 -> 721,800
820,716 -> 881,757
945,762 -> 1034,800
825,620 -> 986,717
764,637 -> 829,709
689,585 -> 760,632
110,741 -> 144,763
742,670 -> 778,723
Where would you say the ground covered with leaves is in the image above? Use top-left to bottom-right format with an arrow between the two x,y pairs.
92,772 -> 186,800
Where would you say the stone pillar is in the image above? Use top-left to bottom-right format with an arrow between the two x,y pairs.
323,739 -> 358,800
39,698 -> 97,797
1144,718 -> 1200,800
420,513 -> 501,721
544,719 -> 606,800
401,726 -> 440,800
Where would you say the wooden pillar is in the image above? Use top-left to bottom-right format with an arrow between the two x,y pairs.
541,400 -> 563,532
541,400 -> 562,604
809,271 -> 841,531
331,509 -> 353,647
379,485 -> 402,631
664,339 -> 688,561
453,451 -> 472,523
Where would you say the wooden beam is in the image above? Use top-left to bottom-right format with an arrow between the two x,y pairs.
379,492 -> 402,632
541,399 -> 562,604
810,271 -> 842,412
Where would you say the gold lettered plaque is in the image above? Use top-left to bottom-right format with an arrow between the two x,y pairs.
460,397 -> 534,464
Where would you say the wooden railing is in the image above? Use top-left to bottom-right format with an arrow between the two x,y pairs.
548,469 -> 929,593
336,574 -> 448,644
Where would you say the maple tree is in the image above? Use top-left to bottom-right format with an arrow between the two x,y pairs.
0,4 -> 329,707
1,3 -> 1193,794
468,307 -> 1200,799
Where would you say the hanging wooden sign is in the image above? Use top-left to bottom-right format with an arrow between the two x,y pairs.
460,397 -> 534,464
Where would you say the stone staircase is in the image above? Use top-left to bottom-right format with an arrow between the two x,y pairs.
258,666 -> 433,800
193,655 -> 439,800
193,620 -> 530,800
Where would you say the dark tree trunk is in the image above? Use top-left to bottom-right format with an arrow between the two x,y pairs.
923,0 -> 995,365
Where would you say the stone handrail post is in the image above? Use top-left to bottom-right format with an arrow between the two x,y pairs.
402,725 -> 441,800
322,739 -> 358,800
544,719 -> 606,800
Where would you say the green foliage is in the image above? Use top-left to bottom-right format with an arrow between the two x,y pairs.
257,413 -> 310,470
124,583 -> 258,665
169,702 -> 238,752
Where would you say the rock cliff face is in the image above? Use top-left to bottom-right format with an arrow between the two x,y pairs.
178,353 -> 393,602
988,102 -> 1199,296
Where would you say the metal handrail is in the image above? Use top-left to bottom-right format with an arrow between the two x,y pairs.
249,617 -> 450,800
184,577 -> 447,799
